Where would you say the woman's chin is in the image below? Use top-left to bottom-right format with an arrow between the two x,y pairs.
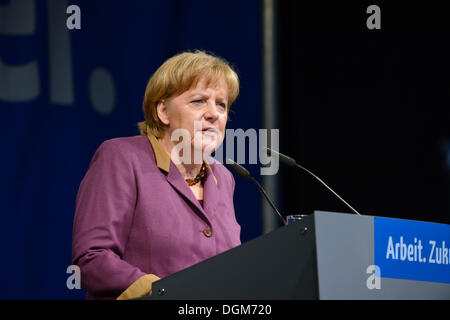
192,135 -> 223,157
192,142 -> 216,157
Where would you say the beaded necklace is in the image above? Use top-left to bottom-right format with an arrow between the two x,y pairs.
185,163 -> 207,186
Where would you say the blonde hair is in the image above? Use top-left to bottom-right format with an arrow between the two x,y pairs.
138,50 -> 240,137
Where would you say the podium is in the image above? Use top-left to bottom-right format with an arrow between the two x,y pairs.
142,211 -> 450,300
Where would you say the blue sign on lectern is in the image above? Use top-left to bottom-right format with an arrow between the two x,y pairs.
374,217 -> 450,284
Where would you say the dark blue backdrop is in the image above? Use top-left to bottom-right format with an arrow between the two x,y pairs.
0,0 -> 263,299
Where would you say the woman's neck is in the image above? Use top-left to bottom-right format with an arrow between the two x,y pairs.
158,134 -> 202,180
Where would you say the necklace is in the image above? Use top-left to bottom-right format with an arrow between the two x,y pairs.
185,163 -> 207,186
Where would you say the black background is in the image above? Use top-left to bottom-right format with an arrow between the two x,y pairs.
277,1 -> 449,224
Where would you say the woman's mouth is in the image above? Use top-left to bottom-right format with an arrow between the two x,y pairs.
202,128 -> 217,136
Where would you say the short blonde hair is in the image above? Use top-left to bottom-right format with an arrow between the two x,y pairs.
138,50 -> 240,137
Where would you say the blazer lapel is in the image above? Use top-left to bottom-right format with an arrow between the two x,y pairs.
166,161 -> 210,224
202,163 -> 219,221
146,132 -> 218,225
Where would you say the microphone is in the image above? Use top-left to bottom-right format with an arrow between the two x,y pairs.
265,148 -> 361,216
225,158 -> 287,225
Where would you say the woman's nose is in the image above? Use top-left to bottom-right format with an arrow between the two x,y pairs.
204,100 -> 219,120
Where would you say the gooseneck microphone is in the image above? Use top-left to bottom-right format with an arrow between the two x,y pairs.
265,148 -> 361,216
225,158 -> 287,225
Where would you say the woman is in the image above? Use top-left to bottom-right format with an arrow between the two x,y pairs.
72,50 -> 241,300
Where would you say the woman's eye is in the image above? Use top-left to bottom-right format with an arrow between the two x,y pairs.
217,102 -> 227,109
191,99 -> 203,104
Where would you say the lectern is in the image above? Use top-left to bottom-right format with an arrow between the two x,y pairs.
141,211 -> 450,300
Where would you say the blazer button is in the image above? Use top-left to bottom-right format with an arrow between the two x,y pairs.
203,227 -> 213,238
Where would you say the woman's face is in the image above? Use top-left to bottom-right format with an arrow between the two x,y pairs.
158,77 -> 229,162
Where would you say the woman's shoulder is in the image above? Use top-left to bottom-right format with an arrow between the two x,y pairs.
92,135 -> 153,164
99,135 -> 149,151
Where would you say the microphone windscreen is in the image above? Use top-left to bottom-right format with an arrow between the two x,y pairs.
225,158 -> 251,178
265,148 -> 297,167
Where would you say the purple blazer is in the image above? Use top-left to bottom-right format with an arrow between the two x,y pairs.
72,135 -> 241,300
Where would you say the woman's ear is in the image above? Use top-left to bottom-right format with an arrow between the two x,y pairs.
156,100 -> 170,126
